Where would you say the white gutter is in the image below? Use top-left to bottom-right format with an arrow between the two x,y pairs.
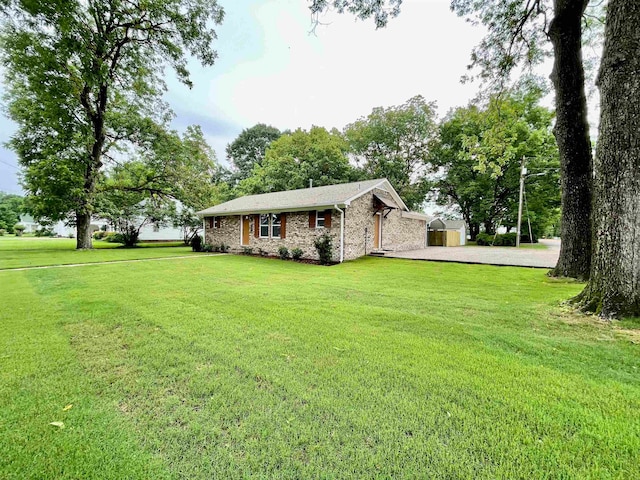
334,204 -> 345,263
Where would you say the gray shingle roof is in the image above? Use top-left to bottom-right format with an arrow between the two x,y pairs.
197,178 -> 392,216
444,220 -> 467,230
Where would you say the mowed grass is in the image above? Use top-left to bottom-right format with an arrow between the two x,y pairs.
1,255 -> 639,479
0,237 -> 193,269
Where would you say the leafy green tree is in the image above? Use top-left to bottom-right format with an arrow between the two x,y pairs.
430,91 -> 560,240
307,1 -> 596,279
96,125 -> 228,246
344,96 -> 438,210
226,124 -> 282,182
0,192 -> 24,234
238,126 -> 360,195
1,0 -> 224,249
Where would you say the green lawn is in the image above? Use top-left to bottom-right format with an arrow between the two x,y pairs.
1,254 -> 638,478
0,237 -> 193,269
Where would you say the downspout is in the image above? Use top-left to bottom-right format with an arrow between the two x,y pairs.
334,205 -> 345,263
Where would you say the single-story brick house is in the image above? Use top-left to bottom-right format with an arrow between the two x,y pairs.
196,178 -> 430,262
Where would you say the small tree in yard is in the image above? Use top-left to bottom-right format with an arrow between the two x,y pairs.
13,224 -> 25,236
314,233 -> 334,265
172,208 -> 203,246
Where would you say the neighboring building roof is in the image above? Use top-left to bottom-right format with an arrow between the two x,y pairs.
197,178 -> 410,216
19,215 -> 36,224
444,220 -> 467,230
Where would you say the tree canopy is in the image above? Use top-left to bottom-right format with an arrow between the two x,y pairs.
1,0 -> 224,248
431,91 -> 560,239
344,95 -> 438,210
0,192 -> 24,233
237,126 -> 360,195
226,124 -> 282,183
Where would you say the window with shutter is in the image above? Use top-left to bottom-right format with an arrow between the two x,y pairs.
324,211 -> 332,228
315,210 -> 325,228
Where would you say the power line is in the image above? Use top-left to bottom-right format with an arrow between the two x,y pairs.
0,159 -> 20,170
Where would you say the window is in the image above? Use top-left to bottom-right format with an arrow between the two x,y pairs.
316,210 -> 325,228
271,213 -> 281,238
260,214 -> 270,237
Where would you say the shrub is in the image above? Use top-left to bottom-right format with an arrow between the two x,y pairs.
202,243 -> 214,252
93,230 -> 109,240
241,246 -> 253,255
34,228 -> 55,237
476,233 -> 492,246
219,243 -> 229,253
0,229 -> 5,236
494,232 -> 517,247
14,224 -> 25,236
190,235 -> 203,252
278,246 -> 290,260
291,248 -> 303,261
314,233 -> 333,265
103,232 -> 124,244
520,233 -> 538,244
476,232 -> 526,247
67,232 -> 74,238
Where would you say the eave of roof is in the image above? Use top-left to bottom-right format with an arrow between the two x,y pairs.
196,178 -> 392,217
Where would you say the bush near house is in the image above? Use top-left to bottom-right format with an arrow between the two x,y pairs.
190,235 -> 203,252
291,247 -> 303,261
34,227 -> 55,237
314,232 -> 334,265
13,224 -> 25,236
103,232 -> 125,244
278,246 -> 290,260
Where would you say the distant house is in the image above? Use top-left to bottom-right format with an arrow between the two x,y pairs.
19,213 -> 182,241
19,215 -> 77,237
197,178 -> 430,262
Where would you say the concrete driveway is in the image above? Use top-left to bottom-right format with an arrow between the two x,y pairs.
384,239 -> 560,268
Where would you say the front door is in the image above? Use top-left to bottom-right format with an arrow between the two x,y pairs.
242,216 -> 250,246
373,214 -> 381,249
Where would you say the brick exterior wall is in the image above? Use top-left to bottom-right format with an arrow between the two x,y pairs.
204,211 -> 341,262
204,188 -> 426,262
342,189 -> 426,260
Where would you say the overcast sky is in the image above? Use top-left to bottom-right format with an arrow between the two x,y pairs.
0,0 -> 522,195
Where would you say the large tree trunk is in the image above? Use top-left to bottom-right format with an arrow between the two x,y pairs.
573,0 -> 640,318
469,222 -> 480,241
76,210 -> 93,249
548,0 -> 593,280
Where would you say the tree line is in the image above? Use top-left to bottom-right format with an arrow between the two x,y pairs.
224,90 -> 560,242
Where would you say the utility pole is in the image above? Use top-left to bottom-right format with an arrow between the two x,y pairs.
516,156 -> 526,248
